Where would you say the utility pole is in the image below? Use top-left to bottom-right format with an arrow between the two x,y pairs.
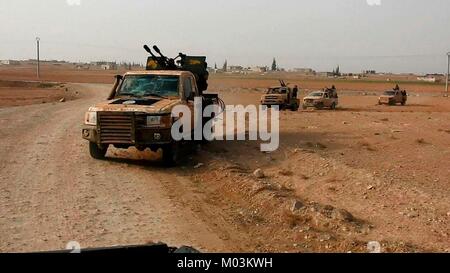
446,52 -> 449,97
36,37 -> 40,79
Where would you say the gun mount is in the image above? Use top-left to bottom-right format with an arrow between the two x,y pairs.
144,44 -> 209,93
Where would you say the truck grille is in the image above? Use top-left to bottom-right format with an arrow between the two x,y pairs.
98,112 -> 134,144
265,96 -> 280,100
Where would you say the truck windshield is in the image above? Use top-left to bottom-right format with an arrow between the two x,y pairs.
384,91 -> 396,95
118,75 -> 179,98
309,92 -> 323,97
268,88 -> 287,94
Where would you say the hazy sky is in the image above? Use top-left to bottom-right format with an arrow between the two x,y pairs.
1,0 -> 449,73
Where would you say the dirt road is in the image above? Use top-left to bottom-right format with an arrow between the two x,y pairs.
0,83 -> 232,252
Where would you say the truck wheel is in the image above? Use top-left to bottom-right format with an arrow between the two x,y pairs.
162,143 -> 180,167
302,105 -> 307,110
330,103 -> 336,110
291,104 -> 299,111
89,142 -> 107,159
401,101 -> 406,106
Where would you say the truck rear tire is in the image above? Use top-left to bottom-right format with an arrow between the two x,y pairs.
89,142 -> 107,159
330,103 -> 336,110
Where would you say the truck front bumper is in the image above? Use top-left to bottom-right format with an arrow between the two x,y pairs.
262,101 -> 283,105
82,125 -> 173,146
303,101 -> 321,107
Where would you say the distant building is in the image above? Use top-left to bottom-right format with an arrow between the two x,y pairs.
1,60 -> 20,65
228,65 -> 244,73
417,76 -> 437,83
317,72 -> 335,77
362,70 -> 377,75
92,61 -> 117,70
292,68 -> 316,75
249,66 -> 268,73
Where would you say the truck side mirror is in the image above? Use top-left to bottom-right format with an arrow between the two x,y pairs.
107,75 -> 123,100
187,92 -> 195,101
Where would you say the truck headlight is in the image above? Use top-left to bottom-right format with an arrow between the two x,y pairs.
146,115 -> 172,128
146,116 -> 161,126
84,111 -> 97,126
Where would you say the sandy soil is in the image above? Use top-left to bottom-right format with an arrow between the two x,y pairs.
0,68 -> 448,253
190,89 -> 450,252
0,84 -> 235,252
0,64 -> 129,84
0,80 -> 78,107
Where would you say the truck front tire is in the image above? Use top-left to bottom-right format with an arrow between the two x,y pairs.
89,142 -> 107,159
162,143 -> 181,167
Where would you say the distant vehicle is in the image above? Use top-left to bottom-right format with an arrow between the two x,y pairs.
302,87 -> 338,110
378,89 -> 407,105
260,80 -> 300,111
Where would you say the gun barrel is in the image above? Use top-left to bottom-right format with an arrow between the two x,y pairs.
153,45 -> 164,57
143,45 -> 153,54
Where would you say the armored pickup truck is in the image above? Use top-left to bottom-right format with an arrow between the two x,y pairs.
260,80 -> 299,111
302,88 -> 339,110
82,45 -> 220,165
378,89 -> 407,106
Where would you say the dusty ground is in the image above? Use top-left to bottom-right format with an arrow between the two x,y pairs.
0,83 -> 234,252
192,89 -> 450,252
0,80 -> 77,107
0,67 -> 449,253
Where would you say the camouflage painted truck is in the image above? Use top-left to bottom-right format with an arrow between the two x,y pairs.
82,45 -> 221,165
260,80 -> 300,111
302,87 -> 339,110
378,87 -> 407,106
